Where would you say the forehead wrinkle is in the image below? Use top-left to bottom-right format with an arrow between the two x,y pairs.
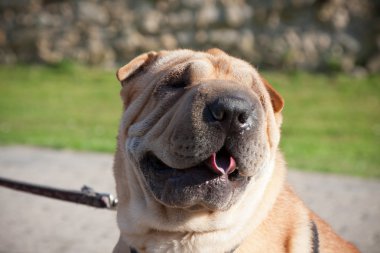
188,60 -> 215,83
208,55 -> 232,77
151,50 -> 258,90
210,58 -> 255,88
152,50 -> 194,71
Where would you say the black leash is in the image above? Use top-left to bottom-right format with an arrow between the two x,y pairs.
0,176 -> 118,210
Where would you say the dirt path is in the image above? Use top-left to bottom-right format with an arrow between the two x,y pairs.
0,146 -> 379,253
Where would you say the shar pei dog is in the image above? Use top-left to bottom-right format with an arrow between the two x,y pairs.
112,49 -> 359,253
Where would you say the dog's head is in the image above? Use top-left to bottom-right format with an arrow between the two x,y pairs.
116,49 -> 284,212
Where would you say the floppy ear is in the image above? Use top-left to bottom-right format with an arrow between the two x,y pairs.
260,77 -> 284,113
116,51 -> 158,84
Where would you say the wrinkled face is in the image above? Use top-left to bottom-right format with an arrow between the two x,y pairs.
117,49 -> 283,211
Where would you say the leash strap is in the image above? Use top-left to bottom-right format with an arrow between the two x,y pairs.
0,176 -> 117,210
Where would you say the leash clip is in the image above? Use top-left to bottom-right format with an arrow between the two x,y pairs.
81,185 -> 118,210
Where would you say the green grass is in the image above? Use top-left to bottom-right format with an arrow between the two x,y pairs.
0,63 -> 121,152
0,64 -> 379,178
265,72 -> 380,178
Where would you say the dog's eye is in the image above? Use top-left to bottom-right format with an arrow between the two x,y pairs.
167,78 -> 187,89
153,78 -> 186,96
168,64 -> 192,89
154,75 -> 187,94
154,65 -> 191,96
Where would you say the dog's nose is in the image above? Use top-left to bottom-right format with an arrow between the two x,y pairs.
207,95 -> 255,132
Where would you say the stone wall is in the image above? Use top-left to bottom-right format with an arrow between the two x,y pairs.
0,0 -> 379,72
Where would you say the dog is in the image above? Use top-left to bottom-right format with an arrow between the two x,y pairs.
112,49 -> 359,253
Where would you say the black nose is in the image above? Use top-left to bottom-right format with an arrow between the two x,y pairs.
207,95 -> 255,133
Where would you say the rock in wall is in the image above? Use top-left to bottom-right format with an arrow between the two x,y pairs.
0,0 -> 379,72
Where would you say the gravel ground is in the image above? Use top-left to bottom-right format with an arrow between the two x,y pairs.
0,146 -> 379,253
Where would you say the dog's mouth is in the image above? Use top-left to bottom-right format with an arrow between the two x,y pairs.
139,147 -> 250,210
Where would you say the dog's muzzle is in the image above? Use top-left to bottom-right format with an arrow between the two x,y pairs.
134,82 -> 267,211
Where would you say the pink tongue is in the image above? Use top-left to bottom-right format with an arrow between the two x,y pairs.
206,153 -> 236,175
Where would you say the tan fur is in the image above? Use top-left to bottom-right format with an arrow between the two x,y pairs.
113,49 -> 360,253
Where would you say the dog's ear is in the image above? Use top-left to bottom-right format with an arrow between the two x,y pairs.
261,77 -> 284,113
116,51 -> 158,84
